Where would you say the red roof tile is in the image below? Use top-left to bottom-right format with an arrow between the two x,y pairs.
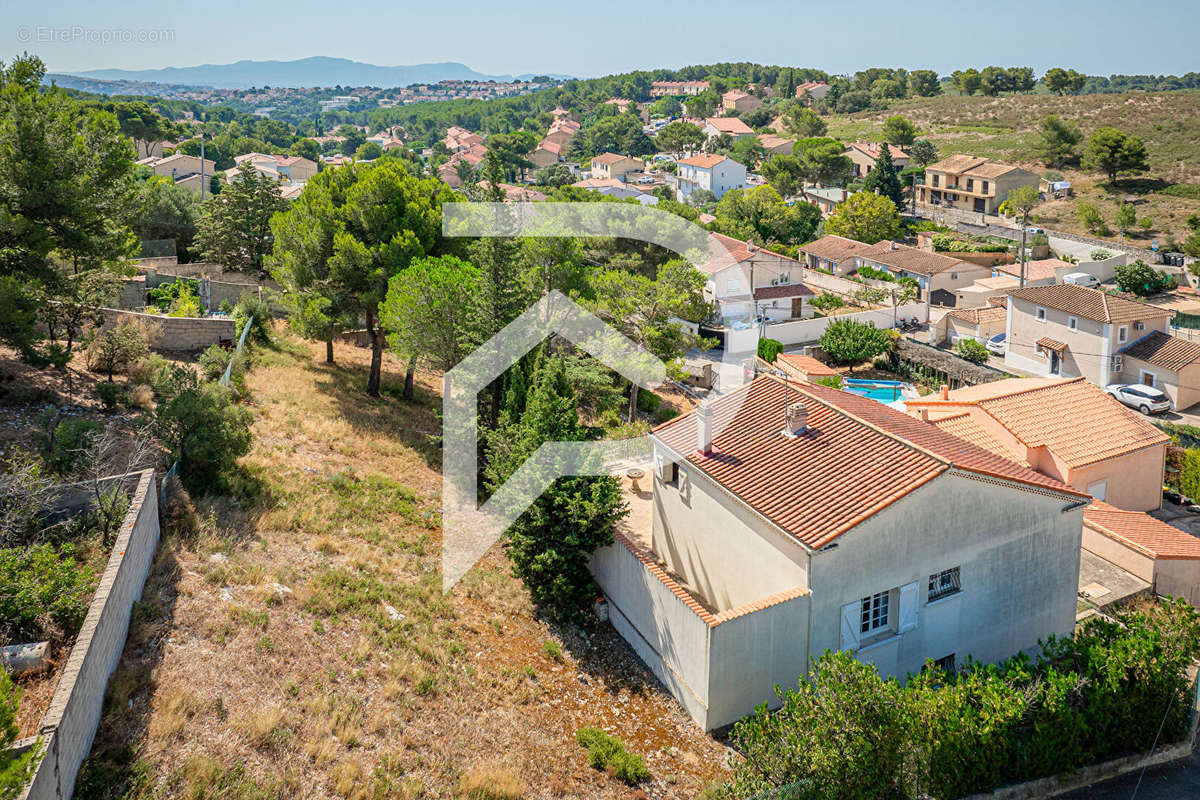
1085,501 -> 1200,560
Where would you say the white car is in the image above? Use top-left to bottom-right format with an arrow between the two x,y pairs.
985,332 -> 1007,355
1105,383 -> 1172,415
1063,272 -> 1100,289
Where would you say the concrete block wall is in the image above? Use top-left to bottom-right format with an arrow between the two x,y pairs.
16,469 -> 160,800
98,308 -> 235,351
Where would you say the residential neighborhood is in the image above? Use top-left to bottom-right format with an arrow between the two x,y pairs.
4,11 -> 1200,800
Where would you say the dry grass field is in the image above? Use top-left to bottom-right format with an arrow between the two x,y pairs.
826,90 -> 1200,245
76,331 -> 733,800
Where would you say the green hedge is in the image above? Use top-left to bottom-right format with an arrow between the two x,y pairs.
757,338 -> 783,363
719,599 -> 1200,800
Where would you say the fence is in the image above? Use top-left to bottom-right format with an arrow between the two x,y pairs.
14,469 -> 160,800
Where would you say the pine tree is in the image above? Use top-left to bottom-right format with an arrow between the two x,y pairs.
863,145 -> 904,210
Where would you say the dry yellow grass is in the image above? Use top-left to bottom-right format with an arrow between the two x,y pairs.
458,764 -> 524,799
78,330 -> 734,799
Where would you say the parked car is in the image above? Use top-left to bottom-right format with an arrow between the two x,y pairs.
636,175 -> 655,185
986,332 -> 1007,355
1105,383 -> 1172,415
1063,272 -> 1100,289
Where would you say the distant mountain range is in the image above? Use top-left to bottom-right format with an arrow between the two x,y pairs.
56,56 -> 570,91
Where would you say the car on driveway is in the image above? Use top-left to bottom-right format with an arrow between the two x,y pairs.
1105,383 -> 1172,414
986,332 -> 1007,355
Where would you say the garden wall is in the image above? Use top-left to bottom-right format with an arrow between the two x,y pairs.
13,469 -> 160,800
98,307 -> 234,351
744,302 -> 928,348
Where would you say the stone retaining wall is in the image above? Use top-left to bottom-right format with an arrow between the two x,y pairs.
99,307 -> 234,351
13,469 -> 160,800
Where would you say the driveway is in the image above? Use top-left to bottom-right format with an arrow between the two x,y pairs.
1059,745 -> 1200,800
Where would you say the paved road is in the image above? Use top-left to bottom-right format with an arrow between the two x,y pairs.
1059,746 -> 1200,800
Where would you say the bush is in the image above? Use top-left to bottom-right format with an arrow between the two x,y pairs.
856,264 -> 896,282
757,338 -> 783,363
0,670 -> 36,797
198,344 -> 243,384
85,319 -> 152,381
635,389 -> 662,414
814,374 -> 844,389
148,279 -> 200,313
1090,248 -> 1113,261
126,384 -> 155,410
93,380 -> 126,411
156,383 -> 253,494
818,319 -> 892,371
1114,260 -> 1173,297
931,234 -> 1009,253
234,292 -> 272,344
653,406 -> 680,424
1178,448 -> 1200,500
48,417 -> 103,475
955,338 -> 989,364
810,293 -> 845,312
0,543 -> 95,640
575,726 -> 649,785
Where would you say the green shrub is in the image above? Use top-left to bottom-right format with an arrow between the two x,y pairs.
148,279 -> 200,313
1178,448 -> 1200,499
653,406 -> 680,424
814,375 -> 844,389
234,292 -> 272,345
0,669 -> 36,797
93,381 -> 126,410
1090,248 -> 1113,261
856,264 -> 895,282
636,389 -> 662,413
819,319 -> 892,370
1114,260 -> 1173,297
49,418 -> 103,475
0,543 -> 95,639
757,338 -> 783,363
198,344 -> 243,384
955,338 -> 989,364
156,383 -> 253,495
85,319 -> 151,381
575,726 -> 649,785
931,234 -> 1008,253
810,293 -> 845,312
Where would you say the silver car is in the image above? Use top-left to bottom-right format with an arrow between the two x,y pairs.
985,332 -> 1006,356
1105,383 -> 1172,415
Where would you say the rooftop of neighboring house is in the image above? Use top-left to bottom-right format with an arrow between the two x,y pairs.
963,275 -> 1021,293
756,134 -> 793,149
944,305 -> 1007,326
906,377 -> 1170,469
592,152 -> 637,165
754,283 -> 815,300
1120,330 -> 1200,371
797,234 -> 872,264
802,187 -> 848,203
995,258 -> 1074,283
723,90 -> 752,101
845,141 -> 908,161
858,240 -> 967,276
571,177 -> 634,190
1006,284 -> 1173,325
1084,501 -> 1200,560
700,232 -> 802,274
652,80 -> 709,88
677,153 -> 731,169
537,140 -> 564,155
794,81 -> 827,95
925,154 -> 1025,179
704,116 -> 755,135
776,353 -> 837,378
653,375 -> 1083,550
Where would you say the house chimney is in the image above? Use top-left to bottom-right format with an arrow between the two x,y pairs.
696,404 -> 714,455
940,385 -> 950,400
785,401 -> 809,436
919,408 -> 930,422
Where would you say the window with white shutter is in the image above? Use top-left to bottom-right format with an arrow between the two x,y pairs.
839,602 -> 861,652
898,581 -> 919,633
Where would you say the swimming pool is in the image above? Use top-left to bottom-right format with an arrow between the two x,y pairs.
842,378 -> 910,403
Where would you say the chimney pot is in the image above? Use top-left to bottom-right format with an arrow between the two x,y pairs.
940,385 -> 950,400
696,404 -> 714,455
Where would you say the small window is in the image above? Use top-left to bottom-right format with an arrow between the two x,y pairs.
1036,306 -> 1047,321
860,590 -> 890,634
931,174 -> 939,187
1067,316 -> 1078,331
928,567 -> 961,602
982,181 -> 989,194
933,654 -> 956,673
669,463 -> 679,486
966,178 -> 974,191
1119,326 -> 1128,343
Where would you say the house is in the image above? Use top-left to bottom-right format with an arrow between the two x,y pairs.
542,119 -> 581,149
674,154 -> 747,201
801,187 -> 849,217
699,233 -> 813,324
1003,284 -> 1173,387
232,153 -> 317,184
775,353 -> 837,382
793,81 -> 831,102
605,97 -> 634,112
955,276 -> 1019,308
1118,330 -> 1200,410
590,153 -> 644,181
935,303 -> 1008,346
797,234 -> 873,275
756,134 -> 794,156
650,80 -> 710,97
702,116 -> 756,140
916,155 -> 1039,215
144,153 -> 215,186
1080,502 -> 1200,607
844,142 -> 910,178
905,377 -> 1169,511
445,126 -> 485,152
994,258 -> 1074,286
592,375 -> 1087,730
528,140 -> 565,169
855,241 -> 990,304
722,90 -> 762,113
173,172 -> 207,195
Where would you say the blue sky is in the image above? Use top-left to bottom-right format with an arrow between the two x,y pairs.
5,0 -> 1199,79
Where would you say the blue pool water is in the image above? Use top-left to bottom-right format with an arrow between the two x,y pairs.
842,379 -> 907,403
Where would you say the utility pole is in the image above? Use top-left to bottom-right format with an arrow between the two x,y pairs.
1019,214 -> 1028,289
200,132 -> 206,202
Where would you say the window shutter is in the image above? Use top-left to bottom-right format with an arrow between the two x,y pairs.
898,582 -> 919,633
840,602 -> 861,652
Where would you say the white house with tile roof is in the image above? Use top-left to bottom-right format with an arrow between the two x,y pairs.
591,375 -> 1087,729
674,154 -> 746,201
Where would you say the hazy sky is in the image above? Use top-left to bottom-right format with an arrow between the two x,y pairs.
5,0 -> 1199,79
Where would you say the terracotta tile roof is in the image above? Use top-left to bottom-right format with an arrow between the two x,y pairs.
592,152 -> 634,165
1120,330 -> 1200,372
906,377 -> 1169,469
652,376 -> 1084,550
1007,284 -> 1172,324
930,412 -> 1024,462
846,142 -> 909,161
723,90 -> 751,101
1084,501 -> 1200,560
537,140 -> 564,155
677,154 -> 729,169
945,305 -> 1007,325
926,154 -> 1022,179
776,353 -> 837,378
754,283 -> 815,300
859,241 -> 967,277
996,258 -> 1073,283
798,234 -> 872,265
704,117 -> 755,135
1036,336 -> 1067,352
756,134 -> 793,150
700,233 -> 802,274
